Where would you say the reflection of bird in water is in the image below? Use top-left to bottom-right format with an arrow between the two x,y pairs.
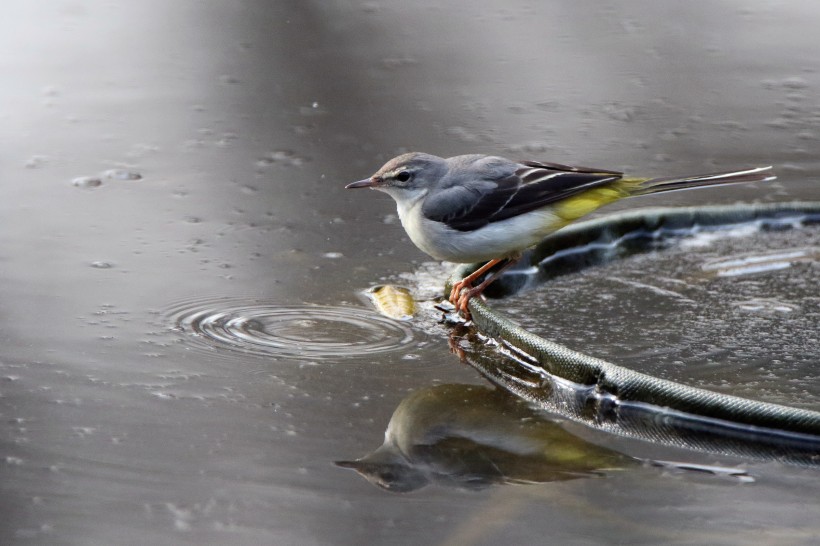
336,384 -> 633,492
337,384 -> 750,493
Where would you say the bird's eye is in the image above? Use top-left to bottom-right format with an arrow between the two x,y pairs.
395,171 -> 411,182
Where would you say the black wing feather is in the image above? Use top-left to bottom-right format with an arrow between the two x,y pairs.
422,164 -> 622,232
520,160 -> 623,176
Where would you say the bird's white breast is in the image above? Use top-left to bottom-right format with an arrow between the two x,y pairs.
397,199 -> 565,263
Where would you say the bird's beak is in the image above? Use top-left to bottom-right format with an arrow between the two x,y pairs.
345,176 -> 379,189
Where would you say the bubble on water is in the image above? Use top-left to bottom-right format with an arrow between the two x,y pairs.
216,132 -> 239,147
660,127 -> 690,140
765,118 -> 793,130
72,176 -> 102,188
72,168 -> 142,188
602,102 -> 637,122
762,76 -> 809,90
256,150 -> 307,169
101,169 -> 142,181
781,76 -> 808,90
72,426 -> 96,437
299,103 -> 326,116
24,155 -> 48,169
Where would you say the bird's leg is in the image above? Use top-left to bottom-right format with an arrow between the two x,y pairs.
456,257 -> 520,317
449,258 -> 503,305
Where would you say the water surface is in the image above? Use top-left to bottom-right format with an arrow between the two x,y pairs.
1,1 -> 819,544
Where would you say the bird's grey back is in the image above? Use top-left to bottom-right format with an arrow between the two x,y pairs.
441,154 -> 518,188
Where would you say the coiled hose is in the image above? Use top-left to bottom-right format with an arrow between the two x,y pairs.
448,202 -> 820,464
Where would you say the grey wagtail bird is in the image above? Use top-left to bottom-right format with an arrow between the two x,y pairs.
346,153 -> 775,317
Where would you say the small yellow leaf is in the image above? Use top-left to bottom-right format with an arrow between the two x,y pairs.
366,285 -> 416,321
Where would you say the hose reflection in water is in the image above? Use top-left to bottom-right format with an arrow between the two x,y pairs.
337,384 -> 631,492
336,382 -> 748,493
454,327 -> 820,467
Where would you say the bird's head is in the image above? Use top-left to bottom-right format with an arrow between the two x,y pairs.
345,152 -> 446,203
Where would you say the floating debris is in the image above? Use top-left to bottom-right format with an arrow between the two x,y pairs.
72,168 -> 142,188
366,285 -> 416,321
71,176 -> 102,188
24,155 -> 48,169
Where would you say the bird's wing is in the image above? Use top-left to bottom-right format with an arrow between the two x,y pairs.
421,162 -> 623,232
519,160 -> 623,176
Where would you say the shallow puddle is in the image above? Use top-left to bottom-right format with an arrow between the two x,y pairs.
1,0 -> 819,544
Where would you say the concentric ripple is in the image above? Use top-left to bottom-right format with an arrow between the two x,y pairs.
167,298 -> 419,360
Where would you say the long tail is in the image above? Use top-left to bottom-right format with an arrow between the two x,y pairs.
628,166 -> 776,196
553,166 -> 775,226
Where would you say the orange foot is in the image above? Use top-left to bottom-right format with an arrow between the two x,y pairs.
448,277 -> 469,305
448,258 -> 503,308
448,256 -> 520,320
456,286 -> 486,320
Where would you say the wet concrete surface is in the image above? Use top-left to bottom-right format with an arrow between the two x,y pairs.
1,1 -> 819,544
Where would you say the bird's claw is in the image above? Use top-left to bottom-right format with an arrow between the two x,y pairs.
448,279 -> 468,304
448,280 -> 474,320
456,289 -> 480,319
446,286 -> 478,321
